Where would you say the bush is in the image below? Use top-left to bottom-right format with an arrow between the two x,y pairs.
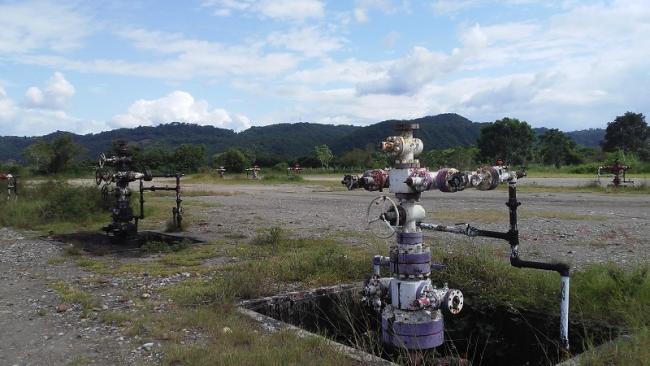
0,181 -> 105,229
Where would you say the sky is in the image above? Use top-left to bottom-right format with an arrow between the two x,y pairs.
0,0 -> 648,136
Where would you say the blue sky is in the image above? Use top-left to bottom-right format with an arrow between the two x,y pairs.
0,0 -> 648,136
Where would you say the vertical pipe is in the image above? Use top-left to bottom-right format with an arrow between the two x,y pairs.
139,179 -> 145,219
560,276 -> 570,351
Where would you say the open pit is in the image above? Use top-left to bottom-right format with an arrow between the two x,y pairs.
240,284 -> 617,366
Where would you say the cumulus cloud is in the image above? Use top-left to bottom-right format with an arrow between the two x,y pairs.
23,72 -> 75,109
356,46 -> 465,95
111,91 -> 250,131
202,0 -> 324,21
0,84 -> 106,136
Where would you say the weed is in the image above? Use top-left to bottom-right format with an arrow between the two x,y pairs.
579,327 -> 650,365
251,226 -> 284,249
64,244 -> 82,256
161,312 -> 355,366
262,173 -> 305,183
0,181 -> 105,233
47,257 -> 67,265
100,311 -> 134,326
49,281 -> 96,312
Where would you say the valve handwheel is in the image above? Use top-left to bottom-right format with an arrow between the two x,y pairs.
367,195 -> 400,238
98,153 -> 106,169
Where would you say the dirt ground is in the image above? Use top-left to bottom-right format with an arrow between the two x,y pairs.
1,179 -> 648,365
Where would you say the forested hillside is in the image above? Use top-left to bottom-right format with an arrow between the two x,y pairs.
0,114 -> 604,162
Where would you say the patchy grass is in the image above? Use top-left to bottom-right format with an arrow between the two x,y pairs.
65,225 -> 649,365
428,243 -> 650,327
100,311 -> 135,326
579,328 -> 650,365
163,326 -> 354,366
74,242 -> 226,277
76,258 -> 113,273
0,181 -> 106,234
185,172 -> 330,185
507,181 -> 650,194
49,281 -> 96,312
47,257 -> 67,265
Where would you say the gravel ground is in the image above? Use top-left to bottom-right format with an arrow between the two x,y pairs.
1,179 -> 648,365
187,182 -> 650,269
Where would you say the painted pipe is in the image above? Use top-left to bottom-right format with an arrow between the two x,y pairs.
561,276 -> 570,350
419,179 -> 571,350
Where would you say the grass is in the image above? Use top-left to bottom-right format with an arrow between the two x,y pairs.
164,229 -> 374,307
49,281 -> 96,313
0,180 -> 106,234
61,223 -> 648,365
100,311 -> 135,326
579,328 -> 650,365
163,328 -> 354,366
508,180 -> 650,194
185,172 -> 327,185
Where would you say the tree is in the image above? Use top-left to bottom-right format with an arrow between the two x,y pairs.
140,143 -> 172,171
23,139 -> 53,173
173,144 -> 205,173
601,112 -> 648,153
314,144 -> 333,168
213,148 -> 251,173
476,117 -> 535,165
23,135 -> 83,174
537,129 -> 581,168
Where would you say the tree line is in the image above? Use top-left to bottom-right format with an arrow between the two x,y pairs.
3,111 -> 647,176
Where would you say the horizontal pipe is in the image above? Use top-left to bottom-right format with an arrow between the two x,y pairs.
510,255 -> 570,277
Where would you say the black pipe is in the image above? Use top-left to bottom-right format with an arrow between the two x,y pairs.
139,179 -> 145,220
510,255 -> 570,277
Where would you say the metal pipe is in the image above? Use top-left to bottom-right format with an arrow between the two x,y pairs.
561,276 -> 570,350
419,179 -> 571,350
139,179 -> 145,220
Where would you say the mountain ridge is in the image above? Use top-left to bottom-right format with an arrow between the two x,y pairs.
0,114 -> 605,162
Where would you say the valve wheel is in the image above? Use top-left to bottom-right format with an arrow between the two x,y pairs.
98,153 -> 106,169
367,195 -> 400,238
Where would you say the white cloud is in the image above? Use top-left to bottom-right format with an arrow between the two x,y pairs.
23,72 -> 75,109
111,91 -> 250,131
0,1 -> 93,53
353,0 -> 405,23
256,0 -> 324,20
0,84 -> 106,136
287,58 -> 387,85
356,46 -> 465,95
202,0 -> 324,21
18,29 -> 300,81
267,26 -> 345,57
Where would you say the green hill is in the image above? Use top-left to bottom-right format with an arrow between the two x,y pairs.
0,115 -> 605,163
